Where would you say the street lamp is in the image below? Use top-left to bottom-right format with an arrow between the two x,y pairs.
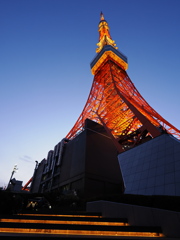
8,164 -> 18,188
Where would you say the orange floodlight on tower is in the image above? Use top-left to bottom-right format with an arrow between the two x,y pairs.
66,13 -> 180,153
22,177 -> 32,191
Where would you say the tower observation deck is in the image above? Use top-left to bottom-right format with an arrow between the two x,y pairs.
66,13 -> 180,153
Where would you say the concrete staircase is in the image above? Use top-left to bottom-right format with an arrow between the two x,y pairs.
0,212 -> 168,239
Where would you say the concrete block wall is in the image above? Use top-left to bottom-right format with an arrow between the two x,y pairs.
86,200 -> 180,238
118,134 -> 180,196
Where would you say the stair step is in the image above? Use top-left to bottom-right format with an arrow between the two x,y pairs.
0,236 -> 171,240
1,213 -> 128,224
0,213 -> 165,239
0,222 -> 164,238
0,219 -> 129,226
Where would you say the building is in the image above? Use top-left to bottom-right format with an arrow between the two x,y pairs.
118,133 -> 180,196
31,119 -> 124,198
8,178 -> 23,192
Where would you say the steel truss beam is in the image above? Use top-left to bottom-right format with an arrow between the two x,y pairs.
66,58 -> 180,152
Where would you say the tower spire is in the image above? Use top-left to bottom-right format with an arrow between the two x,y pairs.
96,12 -> 117,53
100,11 -> 104,21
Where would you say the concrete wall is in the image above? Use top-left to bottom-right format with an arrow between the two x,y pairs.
59,130 -> 86,186
84,127 -> 124,198
31,159 -> 46,193
87,200 -> 180,238
58,121 -> 124,198
35,119 -> 124,198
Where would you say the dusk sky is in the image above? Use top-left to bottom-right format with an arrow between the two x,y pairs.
0,0 -> 180,188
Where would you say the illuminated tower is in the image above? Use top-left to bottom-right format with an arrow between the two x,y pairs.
31,13 -> 180,197
66,13 -> 180,152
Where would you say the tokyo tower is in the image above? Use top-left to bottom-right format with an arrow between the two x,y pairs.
66,13 -> 180,153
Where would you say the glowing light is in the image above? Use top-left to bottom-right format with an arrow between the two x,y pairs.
0,218 -> 129,226
0,228 -> 164,237
96,13 -> 117,53
17,213 -> 102,218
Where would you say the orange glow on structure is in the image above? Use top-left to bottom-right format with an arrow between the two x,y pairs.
0,228 -> 164,237
0,213 -> 164,238
91,50 -> 128,74
17,213 -> 102,218
66,14 -> 180,152
0,218 -> 129,226
96,12 -> 117,53
21,177 -> 32,191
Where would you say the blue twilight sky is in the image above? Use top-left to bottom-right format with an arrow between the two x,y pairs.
0,0 -> 180,187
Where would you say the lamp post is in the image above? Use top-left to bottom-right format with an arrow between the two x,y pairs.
8,164 -> 18,188
35,160 -> 38,170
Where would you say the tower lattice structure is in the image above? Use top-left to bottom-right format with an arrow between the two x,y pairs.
66,13 -> 180,153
